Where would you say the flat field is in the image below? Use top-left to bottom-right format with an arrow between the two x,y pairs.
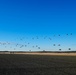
0,53 -> 76,75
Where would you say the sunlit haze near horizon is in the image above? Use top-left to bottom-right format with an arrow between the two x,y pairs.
0,0 -> 76,51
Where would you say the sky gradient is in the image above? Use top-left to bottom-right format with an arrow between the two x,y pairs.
0,0 -> 76,51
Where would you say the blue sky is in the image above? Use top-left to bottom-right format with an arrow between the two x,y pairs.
0,0 -> 76,51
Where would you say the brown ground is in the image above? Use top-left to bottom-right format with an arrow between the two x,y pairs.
14,52 -> 76,56
0,54 -> 76,75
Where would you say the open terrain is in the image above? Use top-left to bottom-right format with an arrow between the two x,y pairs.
0,53 -> 76,75
15,52 -> 76,56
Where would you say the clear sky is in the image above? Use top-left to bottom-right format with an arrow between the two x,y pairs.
0,0 -> 76,51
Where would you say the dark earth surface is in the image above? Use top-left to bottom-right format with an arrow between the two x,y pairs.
0,54 -> 76,75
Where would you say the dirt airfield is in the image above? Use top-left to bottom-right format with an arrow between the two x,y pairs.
0,52 -> 76,75
13,52 -> 76,56
1,51 -> 76,56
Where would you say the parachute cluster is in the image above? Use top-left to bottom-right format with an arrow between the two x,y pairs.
0,33 -> 74,51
